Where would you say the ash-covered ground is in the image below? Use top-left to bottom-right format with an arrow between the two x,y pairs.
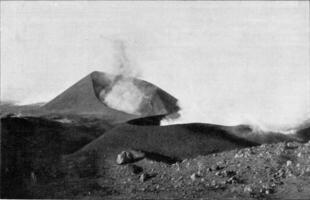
1,114 -> 310,199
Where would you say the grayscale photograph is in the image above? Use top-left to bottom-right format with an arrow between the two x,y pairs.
1,1 -> 310,199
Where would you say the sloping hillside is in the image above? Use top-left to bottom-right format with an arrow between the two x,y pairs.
67,123 -> 259,170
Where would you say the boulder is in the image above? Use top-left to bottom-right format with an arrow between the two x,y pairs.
116,151 -> 134,165
116,150 -> 145,165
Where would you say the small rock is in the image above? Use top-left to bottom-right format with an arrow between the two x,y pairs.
139,173 -> 149,182
173,162 -> 181,171
226,176 -> 240,184
260,187 -> 275,195
211,180 -> 217,186
234,153 -> 243,158
215,171 -> 221,176
285,142 -> 298,149
30,171 -> 37,185
244,185 -> 253,193
190,173 -> 200,181
222,170 -> 237,177
286,160 -> 292,167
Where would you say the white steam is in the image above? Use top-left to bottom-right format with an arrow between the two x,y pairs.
97,39 -> 146,115
99,78 -> 145,115
111,39 -> 140,78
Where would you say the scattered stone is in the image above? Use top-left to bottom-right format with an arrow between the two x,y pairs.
30,171 -> 37,185
226,176 -> 241,184
172,162 -> 181,171
222,170 -> 237,177
176,176 -> 183,182
244,185 -> 253,193
259,183 -> 276,194
285,142 -> 298,149
260,187 -> 275,195
139,172 -> 156,182
234,153 -> 243,158
190,173 -> 200,181
139,173 -> 149,182
211,164 -> 224,171
215,171 -> 221,176
211,180 -> 217,186
286,160 -> 292,167
274,168 -> 286,179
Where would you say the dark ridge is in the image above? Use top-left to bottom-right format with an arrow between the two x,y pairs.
296,126 -> 310,142
126,115 -> 166,126
234,124 -> 253,133
182,123 -> 260,147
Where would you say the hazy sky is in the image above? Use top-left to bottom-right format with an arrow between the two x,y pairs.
1,1 -> 309,130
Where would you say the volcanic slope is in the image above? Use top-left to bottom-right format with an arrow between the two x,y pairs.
42,71 -> 179,123
66,120 -> 310,171
66,123 -> 260,171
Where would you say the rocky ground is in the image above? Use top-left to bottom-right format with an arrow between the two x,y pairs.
94,141 -> 310,199
29,141 -> 310,199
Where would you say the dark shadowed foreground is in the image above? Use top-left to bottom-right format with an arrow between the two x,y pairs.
1,114 -> 310,199
1,116 -> 112,198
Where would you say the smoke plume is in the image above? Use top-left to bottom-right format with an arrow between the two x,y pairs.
112,39 -> 140,78
99,77 -> 150,115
